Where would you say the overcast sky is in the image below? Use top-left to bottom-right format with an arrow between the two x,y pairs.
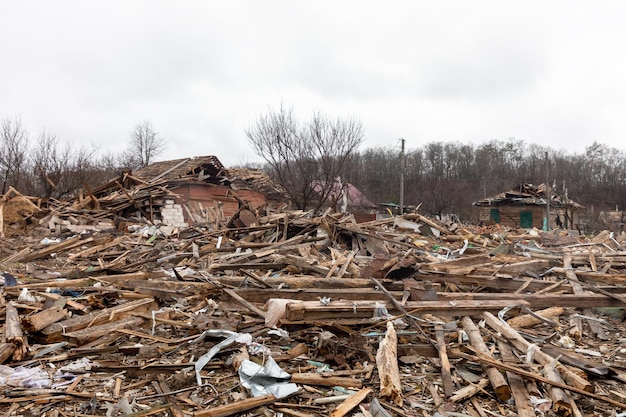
1,1 -> 625,167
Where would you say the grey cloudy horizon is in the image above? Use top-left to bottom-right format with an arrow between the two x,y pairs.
1,1 -> 625,167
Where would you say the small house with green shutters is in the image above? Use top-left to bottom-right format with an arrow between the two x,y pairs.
473,183 -> 584,230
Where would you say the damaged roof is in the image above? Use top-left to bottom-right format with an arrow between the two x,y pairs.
132,155 -> 227,183
473,183 -> 584,209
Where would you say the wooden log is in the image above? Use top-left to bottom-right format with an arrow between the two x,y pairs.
541,345 -> 610,377
497,340 -> 536,417
461,316 -> 511,401
453,350 -> 626,410
557,364 -> 595,393
289,373 -> 362,388
194,394 -> 276,417
483,312 -> 593,393
543,364 -> 572,416
329,387 -> 372,417
507,307 -> 564,329
21,305 -> 69,332
67,235 -> 124,260
376,321 -> 403,406
435,324 -> 455,398
5,302 -> 27,361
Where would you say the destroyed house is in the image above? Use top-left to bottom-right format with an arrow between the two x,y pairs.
311,180 -> 378,222
473,183 -> 584,229
88,156 -> 287,227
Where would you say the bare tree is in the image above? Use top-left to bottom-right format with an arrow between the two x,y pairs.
246,105 -> 364,211
0,116 -> 29,193
125,121 -> 166,168
25,130 -> 103,199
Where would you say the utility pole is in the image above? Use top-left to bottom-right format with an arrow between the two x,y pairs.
399,138 -> 405,215
545,151 -> 550,231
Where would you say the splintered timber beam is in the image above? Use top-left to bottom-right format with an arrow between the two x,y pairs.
329,388 -> 372,417
39,298 -> 157,341
435,324 -> 455,398
376,322 -> 403,406
21,305 -> 70,333
5,302 -> 27,361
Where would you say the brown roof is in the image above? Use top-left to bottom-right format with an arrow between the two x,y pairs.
132,156 -> 226,183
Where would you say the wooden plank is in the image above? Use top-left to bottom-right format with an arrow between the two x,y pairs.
329,388 -> 372,417
290,374 -> 362,388
284,299 -> 529,321
21,305 -> 69,332
17,235 -> 87,262
223,288 -> 266,319
435,324 -> 455,398
64,316 -> 145,345
376,322 -> 402,406
194,394 -> 276,417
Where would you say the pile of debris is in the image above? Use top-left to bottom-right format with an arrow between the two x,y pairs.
2,186 -> 626,417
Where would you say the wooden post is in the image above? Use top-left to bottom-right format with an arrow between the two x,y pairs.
330,387 -> 372,417
5,302 -> 27,361
376,321 -> 403,406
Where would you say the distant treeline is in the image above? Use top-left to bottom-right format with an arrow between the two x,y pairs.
0,117 -> 163,199
3,114 -> 625,230
343,139 -> 626,225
